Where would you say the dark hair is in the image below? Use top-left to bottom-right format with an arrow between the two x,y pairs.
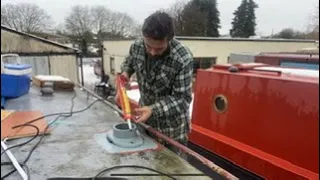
142,11 -> 174,41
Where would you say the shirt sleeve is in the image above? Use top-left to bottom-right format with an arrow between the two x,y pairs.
150,55 -> 193,119
120,44 -> 135,78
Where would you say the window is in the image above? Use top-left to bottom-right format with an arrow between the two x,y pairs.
280,61 -> 319,70
110,56 -> 115,75
193,57 -> 216,74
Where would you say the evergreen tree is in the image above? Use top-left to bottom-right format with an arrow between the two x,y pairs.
230,0 -> 247,37
205,0 -> 221,37
230,0 -> 258,37
180,0 -> 207,36
245,0 -> 258,36
180,0 -> 221,37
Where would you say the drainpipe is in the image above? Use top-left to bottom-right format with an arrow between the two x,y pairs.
79,51 -> 84,86
48,55 -> 51,75
100,44 -> 106,82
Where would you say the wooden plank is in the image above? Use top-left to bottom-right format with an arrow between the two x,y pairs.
32,75 -> 75,91
1,110 -> 14,122
1,111 -> 51,140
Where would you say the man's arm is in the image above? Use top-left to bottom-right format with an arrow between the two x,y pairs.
150,56 -> 193,119
120,44 -> 135,79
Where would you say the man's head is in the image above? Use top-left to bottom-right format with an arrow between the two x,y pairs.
142,11 -> 174,58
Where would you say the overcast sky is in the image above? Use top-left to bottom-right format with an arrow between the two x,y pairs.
3,0 -> 319,36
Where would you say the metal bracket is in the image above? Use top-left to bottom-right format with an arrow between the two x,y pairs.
1,140 -> 28,180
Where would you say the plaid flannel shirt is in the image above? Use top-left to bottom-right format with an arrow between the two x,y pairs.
121,38 -> 193,144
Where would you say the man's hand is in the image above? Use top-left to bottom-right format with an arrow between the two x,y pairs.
135,106 -> 152,123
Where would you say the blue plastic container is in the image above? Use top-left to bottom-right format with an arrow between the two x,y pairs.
4,64 -> 32,70
4,64 -> 32,76
1,63 -> 32,98
1,74 -> 31,98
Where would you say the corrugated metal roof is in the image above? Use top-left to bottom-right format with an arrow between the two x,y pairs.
1,25 -> 79,52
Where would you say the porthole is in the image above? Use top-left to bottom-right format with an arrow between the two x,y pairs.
213,94 -> 228,113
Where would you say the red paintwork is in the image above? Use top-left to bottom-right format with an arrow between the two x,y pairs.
189,64 -> 319,179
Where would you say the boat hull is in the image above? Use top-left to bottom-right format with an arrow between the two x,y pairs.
190,65 -> 319,179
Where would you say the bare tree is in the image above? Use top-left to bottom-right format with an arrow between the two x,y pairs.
91,5 -> 111,34
65,5 -> 93,37
130,24 -> 142,38
313,5 -> 319,28
165,0 -> 188,35
305,4 -> 319,40
65,5 -> 139,38
312,5 -> 319,39
106,12 -> 139,37
1,3 -> 52,32
63,4 -> 140,55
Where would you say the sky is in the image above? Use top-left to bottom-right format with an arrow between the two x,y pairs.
2,0 -> 318,36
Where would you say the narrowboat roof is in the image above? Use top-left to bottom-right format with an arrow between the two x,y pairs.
1,85 -> 213,180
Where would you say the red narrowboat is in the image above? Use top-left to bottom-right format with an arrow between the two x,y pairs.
122,63 -> 319,179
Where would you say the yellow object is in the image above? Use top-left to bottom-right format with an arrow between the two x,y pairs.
121,87 -> 131,116
1,110 -> 14,122
120,86 -> 132,129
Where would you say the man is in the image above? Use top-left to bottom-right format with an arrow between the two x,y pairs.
119,11 -> 194,154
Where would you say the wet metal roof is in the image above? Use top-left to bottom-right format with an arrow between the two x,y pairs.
1,86 -> 212,180
1,25 -> 79,52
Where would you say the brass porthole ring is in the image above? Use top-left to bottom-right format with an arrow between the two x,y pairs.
213,94 -> 228,113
